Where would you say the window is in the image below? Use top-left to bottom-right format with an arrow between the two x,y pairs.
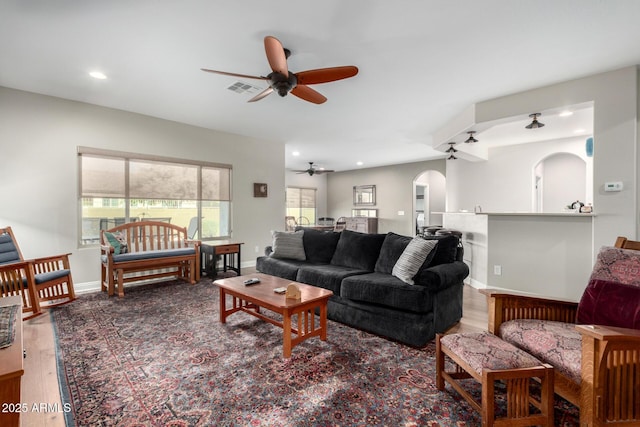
78,147 -> 231,245
286,187 -> 316,226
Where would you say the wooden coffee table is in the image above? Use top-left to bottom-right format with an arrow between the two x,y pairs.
213,273 -> 333,357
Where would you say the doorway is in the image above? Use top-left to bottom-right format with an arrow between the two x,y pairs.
413,170 -> 446,235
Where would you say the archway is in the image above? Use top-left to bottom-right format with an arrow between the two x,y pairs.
533,152 -> 589,212
413,170 -> 446,235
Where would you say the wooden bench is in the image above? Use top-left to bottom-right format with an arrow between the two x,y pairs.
100,221 -> 200,297
436,332 -> 554,427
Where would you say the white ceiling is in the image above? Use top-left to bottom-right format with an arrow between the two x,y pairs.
1,1 -> 638,171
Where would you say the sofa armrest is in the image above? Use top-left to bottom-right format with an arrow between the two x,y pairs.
414,260 -> 469,292
481,289 -> 578,335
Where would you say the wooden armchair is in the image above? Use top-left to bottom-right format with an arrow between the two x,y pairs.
483,236 -> 640,426
0,226 -> 75,319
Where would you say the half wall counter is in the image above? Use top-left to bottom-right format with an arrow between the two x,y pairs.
438,211 -> 595,301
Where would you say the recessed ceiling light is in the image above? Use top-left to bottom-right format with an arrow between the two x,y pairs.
559,110 -> 573,117
574,128 -> 586,134
356,161 -> 363,166
89,71 -> 107,80
292,151 -> 300,156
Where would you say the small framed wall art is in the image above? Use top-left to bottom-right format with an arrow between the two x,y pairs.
254,183 -> 268,197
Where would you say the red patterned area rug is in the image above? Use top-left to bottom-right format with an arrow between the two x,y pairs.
52,279 -> 580,426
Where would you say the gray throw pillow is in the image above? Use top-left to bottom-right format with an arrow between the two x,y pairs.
270,230 -> 306,260
392,237 -> 438,285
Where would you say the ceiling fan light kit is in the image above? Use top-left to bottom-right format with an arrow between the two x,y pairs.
202,36 -> 358,104
464,131 -> 478,143
525,113 -> 545,129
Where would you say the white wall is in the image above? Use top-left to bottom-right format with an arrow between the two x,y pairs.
327,159 -> 446,236
472,66 -> 639,251
0,87 -> 285,289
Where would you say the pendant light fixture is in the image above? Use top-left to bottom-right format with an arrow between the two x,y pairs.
446,142 -> 457,160
525,113 -> 545,129
464,131 -> 477,143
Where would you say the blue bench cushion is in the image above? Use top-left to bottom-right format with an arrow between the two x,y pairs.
341,272 -> 433,313
35,269 -> 70,284
111,247 -> 195,263
0,233 -> 20,265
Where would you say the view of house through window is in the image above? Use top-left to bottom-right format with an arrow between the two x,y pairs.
78,147 -> 231,245
286,187 -> 317,226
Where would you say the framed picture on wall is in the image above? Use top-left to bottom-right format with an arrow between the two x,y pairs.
254,183 -> 268,197
353,185 -> 376,206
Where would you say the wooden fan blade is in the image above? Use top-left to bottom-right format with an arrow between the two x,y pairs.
315,169 -> 335,174
264,36 -> 288,77
296,66 -> 358,85
201,68 -> 269,81
247,87 -> 274,103
290,85 -> 327,104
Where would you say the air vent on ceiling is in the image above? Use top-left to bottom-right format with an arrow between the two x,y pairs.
227,81 -> 262,94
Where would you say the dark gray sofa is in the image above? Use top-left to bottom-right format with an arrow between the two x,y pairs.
256,229 -> 469,347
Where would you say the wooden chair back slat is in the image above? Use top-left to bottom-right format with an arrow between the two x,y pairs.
101,221 -> 190,254
615,236 -> 640,251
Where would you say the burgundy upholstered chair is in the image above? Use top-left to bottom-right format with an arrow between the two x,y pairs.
483,237 -> 640,426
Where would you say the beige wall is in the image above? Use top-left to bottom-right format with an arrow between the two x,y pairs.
0,86 -> 285,289
327,159 -> 446,236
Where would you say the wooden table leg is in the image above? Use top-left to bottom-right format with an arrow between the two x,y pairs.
219,288 -> 227,323
283,308 -> 292,358
320,302 -> 327,341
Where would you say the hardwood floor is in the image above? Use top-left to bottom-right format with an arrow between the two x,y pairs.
19,283 -> 488,427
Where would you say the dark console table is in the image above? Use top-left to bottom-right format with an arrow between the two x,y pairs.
201,242 -> 244,277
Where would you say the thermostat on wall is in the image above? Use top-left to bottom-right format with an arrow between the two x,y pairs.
604,181 -> 623,192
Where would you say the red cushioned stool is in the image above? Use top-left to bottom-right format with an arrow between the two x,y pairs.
436,332 -> 554,427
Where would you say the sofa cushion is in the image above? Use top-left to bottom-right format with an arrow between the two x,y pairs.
588,246 -> 640,287
340,272 -> 433,313
439,332 -> 544,375
270,230 -> 306,260
499,319 -> 582,385
302,229 -> 341,263
422,234 -> 459,267
296,264 -> 369,295
330,230 -> 386,271
577,279 -> 640,329
374,233 -> 411,274
256,256 -> 310,281
576,246 -> 640,329
392,238 -> 438,285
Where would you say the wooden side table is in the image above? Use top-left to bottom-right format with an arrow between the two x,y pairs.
0,296 -> 24,427
201,242 -> 244,277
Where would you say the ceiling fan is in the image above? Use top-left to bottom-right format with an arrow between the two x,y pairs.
294,162 -> 334,176
201,36 -> 358,104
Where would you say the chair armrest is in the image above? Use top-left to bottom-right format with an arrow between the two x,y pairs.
576,324 -> 640,341
186,239 -> 201,248
101,244 -> 115,254
26,253 -> 71,273
481,289 -> 578,335
577,323 -> 640,422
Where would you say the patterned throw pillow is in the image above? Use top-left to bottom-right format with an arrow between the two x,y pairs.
270,230 -> 306,260
392,237 -> 438,285
104,231 -> 128,255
